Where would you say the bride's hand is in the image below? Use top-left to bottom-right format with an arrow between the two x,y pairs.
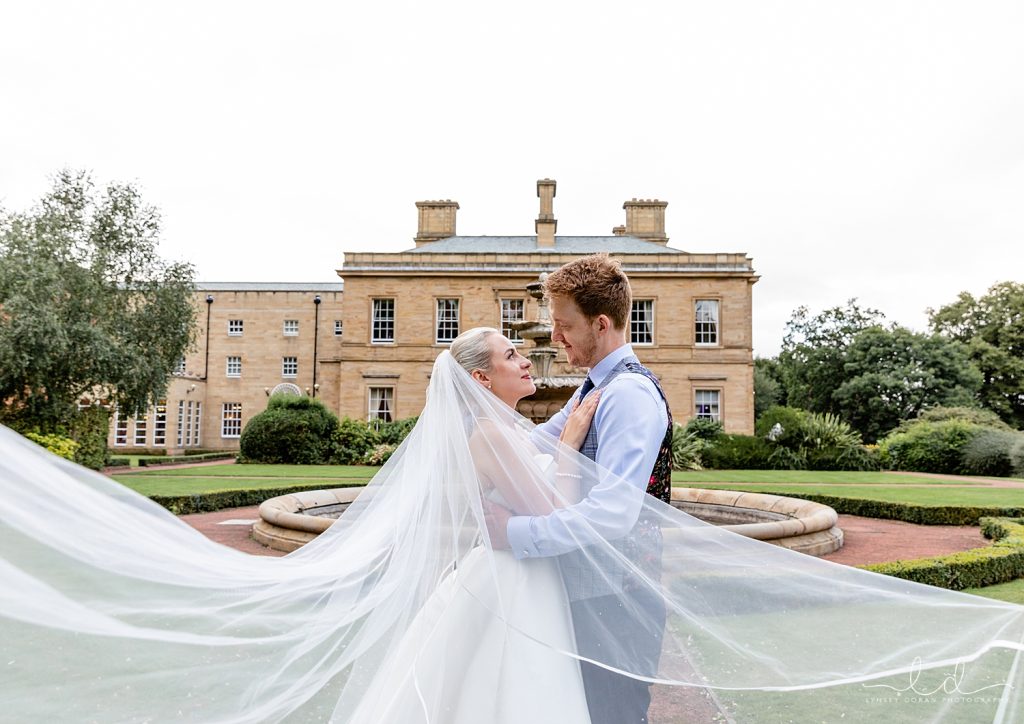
559,390 -> 601,450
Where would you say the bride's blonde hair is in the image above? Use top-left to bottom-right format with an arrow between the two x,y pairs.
449,327 -> 500,374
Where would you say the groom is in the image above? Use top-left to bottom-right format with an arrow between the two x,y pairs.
485,253 -> 673,724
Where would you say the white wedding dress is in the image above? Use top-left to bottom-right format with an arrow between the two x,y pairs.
349,454 -> 590,724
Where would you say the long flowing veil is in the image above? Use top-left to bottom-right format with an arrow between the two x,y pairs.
2,349 -> 1023,722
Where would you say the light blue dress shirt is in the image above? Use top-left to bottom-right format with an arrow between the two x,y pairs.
506,344 -> 669,559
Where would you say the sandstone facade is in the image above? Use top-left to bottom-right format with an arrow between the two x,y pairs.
109,179 -> 757,453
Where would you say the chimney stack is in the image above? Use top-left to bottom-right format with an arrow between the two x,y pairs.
414,200 -> 459,246
623,198 -> 668,244
612,225 -> 626,236
535,178 -> 557,248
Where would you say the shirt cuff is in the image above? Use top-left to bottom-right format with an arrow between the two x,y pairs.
506,515 -> 540,560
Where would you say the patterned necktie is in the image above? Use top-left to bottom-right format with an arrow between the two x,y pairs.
578,376 -> 595,400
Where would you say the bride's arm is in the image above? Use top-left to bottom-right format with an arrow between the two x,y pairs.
469,421 -> 556,516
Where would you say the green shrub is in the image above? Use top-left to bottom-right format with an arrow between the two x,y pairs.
684,417 -> 723,440
960,428 -> 1022,477
332,417 -> 380,465
670,423 -> 703,471
805,443 -> 881,471
23,431 -> 80,461
754,407 -> 875,471
239,394 -> 339,464
767,445 -> 807,470
913,406 -> 1012,430
755,406 -> 807,447
373,416 -> 418,446
878,420 -> 982,474
70,406 -> 110,470
703,434 -> 773,470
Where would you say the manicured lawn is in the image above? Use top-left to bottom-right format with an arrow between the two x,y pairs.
112,463 -> 379,496
120,463 -> 379,478
679,482 -> 1024,508
112,464 -> 1023,505
670,469 -> 988,485
966,578 -> 1024,605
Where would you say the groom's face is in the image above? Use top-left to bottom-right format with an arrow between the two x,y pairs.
549,295 -> 599,369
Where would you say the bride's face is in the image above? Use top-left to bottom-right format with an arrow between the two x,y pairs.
478,334 -> 535,406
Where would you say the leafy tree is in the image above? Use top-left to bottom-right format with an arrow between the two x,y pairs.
777,300 -> 884,414
0,170 -> 196,430
832,326 -> 982,442
929,282 -> 1024,428
753,357 -> 784,419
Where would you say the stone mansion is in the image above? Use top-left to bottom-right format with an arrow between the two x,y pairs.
108,180 -> 758,453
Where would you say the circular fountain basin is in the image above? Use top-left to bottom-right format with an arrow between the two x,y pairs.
253,486 -> 843,555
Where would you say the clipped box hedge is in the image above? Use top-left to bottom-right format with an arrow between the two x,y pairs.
862,517 -> 1024,590
139,452 -> 237,467
723,491 -> 1024,526
150,482 -> 366,515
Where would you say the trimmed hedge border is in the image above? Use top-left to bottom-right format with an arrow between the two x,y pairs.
862,517 -> 1024,590
139,452 -> 237,467
150,482 -> 367,515
701,490 -> 1024,526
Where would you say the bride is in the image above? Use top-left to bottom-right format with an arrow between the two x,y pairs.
1,328 -> 1023,722
347,327 -> 598,723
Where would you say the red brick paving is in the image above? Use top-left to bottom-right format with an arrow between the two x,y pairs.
179,504 -> 285,557
822,513 -> 989,565
180,507 -> 994,566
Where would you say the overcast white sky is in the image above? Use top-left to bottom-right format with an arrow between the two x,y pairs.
2,1 -> 1022,356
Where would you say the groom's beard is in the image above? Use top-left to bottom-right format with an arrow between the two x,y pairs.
566,335 -> 598,368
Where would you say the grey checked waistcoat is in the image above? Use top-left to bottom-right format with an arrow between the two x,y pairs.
559,357 -> 674,602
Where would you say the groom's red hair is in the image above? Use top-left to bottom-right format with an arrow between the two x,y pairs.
543,253 -> 632,330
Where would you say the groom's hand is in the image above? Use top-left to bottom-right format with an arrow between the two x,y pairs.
482,500 -> 512,550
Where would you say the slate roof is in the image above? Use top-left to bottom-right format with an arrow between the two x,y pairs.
195,282 -> 345,292
404,236 -> 683,255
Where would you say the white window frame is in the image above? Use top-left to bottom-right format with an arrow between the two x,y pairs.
282,356 -> 298,378
221,402 -> 243,438
694,389 -> 721,422
435,298 -> 460,344
228,319 -> 243,336
176,400 -> 185,447
226,355 -> 242,378
193,401 -> 202,447
371,298 -> 395,344
114,412 -> 130,447
500,298 -> 525,343
153,400 -> 167,446
630,299 -> 655,346
695,299 -> 720,346
368,386 -> 394,423
283,319 -> 299,336
184,400 -> 194,447
133,413 -> 148,446
334,319 -> 343,337
174,356 -> 186,375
